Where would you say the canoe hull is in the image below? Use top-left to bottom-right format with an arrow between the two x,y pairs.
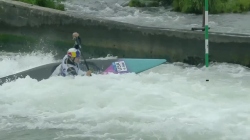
0,58 -> 166,85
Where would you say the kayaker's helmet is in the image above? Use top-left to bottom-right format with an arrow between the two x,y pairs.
67,48 -> 81,64
67,48 -> 81,58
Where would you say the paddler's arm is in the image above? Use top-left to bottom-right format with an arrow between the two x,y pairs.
72,32 -> 91,76
72,32 -> 81,49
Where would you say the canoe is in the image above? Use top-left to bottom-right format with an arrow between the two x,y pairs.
0,58 -> 166,85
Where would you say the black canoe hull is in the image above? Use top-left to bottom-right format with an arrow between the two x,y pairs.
0,59 -> 119,85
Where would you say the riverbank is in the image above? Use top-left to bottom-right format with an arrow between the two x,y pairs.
1,0 -> 250,67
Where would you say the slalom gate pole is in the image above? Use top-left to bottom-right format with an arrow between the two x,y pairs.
205,0 -> 209,82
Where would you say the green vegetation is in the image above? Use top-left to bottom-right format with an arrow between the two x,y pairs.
129,0 -> 250,14
128,0 -> 161,7
15,0 -> 65,11
128,0 -> 173,7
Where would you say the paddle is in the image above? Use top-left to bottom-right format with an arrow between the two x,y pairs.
75,36 -> 91,76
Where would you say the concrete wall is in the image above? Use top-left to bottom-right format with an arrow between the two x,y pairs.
1,0 -> 250,67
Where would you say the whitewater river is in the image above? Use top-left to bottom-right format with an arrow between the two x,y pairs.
0,52 -> 250,140
1,0 -> 250,139
63,0 -> 250,35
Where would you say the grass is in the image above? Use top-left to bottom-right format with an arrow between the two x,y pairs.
173,0 -> 250,14
14,0 -> 65,11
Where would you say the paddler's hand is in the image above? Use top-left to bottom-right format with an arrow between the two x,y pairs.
86,70 -> 92,76
72,32 -> 79,40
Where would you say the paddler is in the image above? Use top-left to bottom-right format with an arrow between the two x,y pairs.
59,32 -> 92,77
59,48 -> 92,77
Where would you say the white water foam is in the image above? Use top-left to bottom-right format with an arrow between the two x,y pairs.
1,53 -> 250,140
0,51 -> 56,77
90,54 -> 118,60
63,0 -> 250,34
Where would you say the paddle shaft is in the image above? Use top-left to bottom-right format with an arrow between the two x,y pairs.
75,37 -> 91,72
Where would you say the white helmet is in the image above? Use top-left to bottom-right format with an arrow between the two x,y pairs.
67,48 -> 81,58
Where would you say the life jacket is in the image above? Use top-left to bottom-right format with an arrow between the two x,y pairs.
60,55 -> 79,77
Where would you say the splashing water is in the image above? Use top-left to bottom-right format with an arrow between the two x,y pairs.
0,51 -> 56,77
63,0 -> 250,35
0,52 -> 250,140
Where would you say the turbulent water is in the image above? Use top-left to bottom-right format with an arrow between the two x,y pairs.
63,0 -> 250,35
1,0 -> 250,139
0,52 -> 56,77
0,52 -> 250,140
